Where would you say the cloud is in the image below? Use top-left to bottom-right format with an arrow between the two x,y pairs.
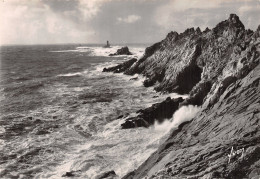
78,0 -> 107,20
238,5 -> 253,13
154,0 -> 260,32
117,15 -> 141,23
0,0 -> 259,45
0,0 -> 97,44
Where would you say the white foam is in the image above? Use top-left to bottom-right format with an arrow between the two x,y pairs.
50,50 -> 80,53
0,138 -> 5,151
57,72 -> 82,77
83,46 -> 120,57
50,46 -> 145,59
30,57 -> 195,179
169,93 -> 189,99
154,105 -> 200,133
85,46 -> 145,59
0,126 -> 5,134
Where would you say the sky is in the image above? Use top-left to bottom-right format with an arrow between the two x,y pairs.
0,0 -> 259,45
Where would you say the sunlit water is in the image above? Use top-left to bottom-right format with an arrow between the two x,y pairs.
0,44 -> 187,179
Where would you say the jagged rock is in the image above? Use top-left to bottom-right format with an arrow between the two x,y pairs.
103,58 -> 137,73
195,27 -> 201,35
95,170 -> 117,179
180,80 -> 212,106
119,14 -> 259,128
109,46 -> 132,56
203,27 -> 210,33
122,14 -> 260,179
124,42 -> 161,75
252,25 -> 260,39
118,14 -> 258,104
121,97 -> 184,129
62,172 -> 74,177
62,170 -> 81,177
123,63 -> 260,179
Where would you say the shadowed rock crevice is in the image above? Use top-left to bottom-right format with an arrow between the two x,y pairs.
181,80 -> 212,106
165,60 -> 202,94
143,68 -> 166,88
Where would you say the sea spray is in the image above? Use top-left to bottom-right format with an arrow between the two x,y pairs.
2,44 -> 162,179
154,105 -> 200,133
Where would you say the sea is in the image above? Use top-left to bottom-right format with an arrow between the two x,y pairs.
0,44 -> 188,179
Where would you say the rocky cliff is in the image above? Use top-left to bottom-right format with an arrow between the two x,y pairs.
125,14 -> 258,99
123,63 -> 260,178
103,14 -> 260,178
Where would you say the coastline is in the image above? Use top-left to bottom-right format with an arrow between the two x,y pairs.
2,1 -> 260,178
102,14 -> 260,178
1,44 -> 187,179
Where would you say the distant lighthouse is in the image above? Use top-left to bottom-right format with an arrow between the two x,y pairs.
104,40 -> 111,48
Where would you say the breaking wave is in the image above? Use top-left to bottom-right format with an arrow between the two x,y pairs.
1,44 -> 186,179
154,105 -> 200,133
50,46 -> 145,59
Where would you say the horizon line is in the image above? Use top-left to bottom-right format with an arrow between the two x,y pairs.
0,42 -> 154,47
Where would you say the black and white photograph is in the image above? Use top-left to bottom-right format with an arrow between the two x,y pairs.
0,0 -> 260,178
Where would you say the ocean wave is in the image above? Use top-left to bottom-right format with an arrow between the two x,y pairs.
57,72 -> 83,77
49,49 -> 90,53
1,51 -> 189,179
154,105 -> 201,133
50,46 -> 145,59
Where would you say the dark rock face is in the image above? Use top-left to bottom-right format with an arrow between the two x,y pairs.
123,64 -> 260,179
103,58 -> 137,73
109,46 -> 132,56
107,14 -> 259,130
62,172 -> 74,177
122,14 -> 260,179
122,14 -> 258,103
124,42 -> 161,75
62,170 -> 81,177
180,80 -> 212,106
121,97 -> 184,129
95,170 -> 117,179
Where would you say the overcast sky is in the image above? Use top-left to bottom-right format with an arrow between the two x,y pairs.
0,0 -> 259,45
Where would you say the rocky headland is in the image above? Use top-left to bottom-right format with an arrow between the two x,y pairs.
103,14 -> 260,178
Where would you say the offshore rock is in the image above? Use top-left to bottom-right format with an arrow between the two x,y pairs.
109,46 -> 132,56
62,170 -> 81,177
121,97 -> 184,129
95,170 -> 117,179
103,58 -> 137,73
